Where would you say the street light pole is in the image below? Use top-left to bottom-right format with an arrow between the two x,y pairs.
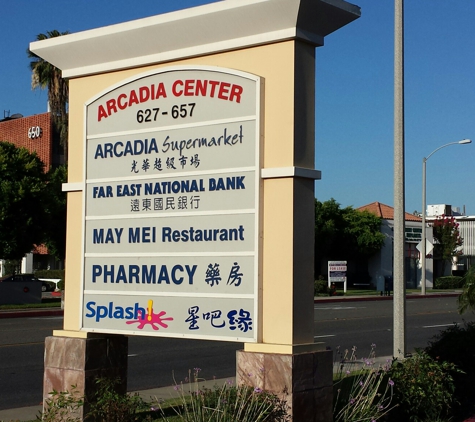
421,156 -> 427,295
420,139 -> 472,295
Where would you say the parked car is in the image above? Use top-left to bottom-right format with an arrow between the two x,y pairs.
0,274 -> 55,292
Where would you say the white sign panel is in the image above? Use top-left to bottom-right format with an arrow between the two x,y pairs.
86,171 -> 256,216
82,67 -> 261,342
328,260 -> 347,282
86,121 -> 256,179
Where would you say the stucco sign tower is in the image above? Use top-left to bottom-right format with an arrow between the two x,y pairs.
31,0 -> 359,420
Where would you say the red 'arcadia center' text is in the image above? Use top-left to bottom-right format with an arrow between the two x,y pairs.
97,79 -> 244,122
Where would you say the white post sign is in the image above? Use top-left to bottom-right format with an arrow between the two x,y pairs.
328,261 -> 347,293
81,67 -> 261,342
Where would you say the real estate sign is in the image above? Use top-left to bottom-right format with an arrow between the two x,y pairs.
328,261 -> 347,282
328,260 -> 347,292
81,67 -> 261,342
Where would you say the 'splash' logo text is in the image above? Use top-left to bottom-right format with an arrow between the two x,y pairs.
85,299 -> 173,330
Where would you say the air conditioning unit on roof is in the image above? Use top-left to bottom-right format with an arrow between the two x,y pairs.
427,204 -> 452,217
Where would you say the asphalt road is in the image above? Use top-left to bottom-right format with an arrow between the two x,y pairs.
0,315 -> 61,410
0,296 -> 473,411
0,315 -> 242,410
314,296 -> 474,358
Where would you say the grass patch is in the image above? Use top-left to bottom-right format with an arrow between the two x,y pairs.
344,290 -> 382,296
0,298 -> 61,310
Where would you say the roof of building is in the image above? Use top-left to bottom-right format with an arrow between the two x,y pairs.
357,202 -> 422,222
32,244 -> 49,255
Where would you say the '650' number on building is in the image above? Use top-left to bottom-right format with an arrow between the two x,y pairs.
28,126 -> 42,139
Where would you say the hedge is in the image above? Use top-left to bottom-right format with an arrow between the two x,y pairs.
35,269 -> 64,281
434,276 -> 464,289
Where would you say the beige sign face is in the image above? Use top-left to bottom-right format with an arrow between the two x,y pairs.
82,67 -> 260,342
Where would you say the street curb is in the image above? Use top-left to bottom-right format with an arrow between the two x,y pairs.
0,309 -> 63,319
314,292 -> 461,304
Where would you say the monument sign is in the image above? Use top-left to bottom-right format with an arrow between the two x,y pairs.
83,67 -> 260,341
31,1 -> 360,419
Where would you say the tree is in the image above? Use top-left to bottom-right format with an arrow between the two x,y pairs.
314,198 -> 385,277
0,142 -> 48,260
344,208 -> 387,258
314,198 -> 348,264
27,30 -> 70,160
43,165 -> 67,261
431,214 -> 463,276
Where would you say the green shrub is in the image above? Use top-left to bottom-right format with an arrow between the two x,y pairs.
86,377 -> 150,422
39,375 -> 289,422
35,269 -> 65,280
425,321 -> 475,419
38,378 -> 152,422
35,269 -> 65,290
387,350 -> 460,422
458,266 -> 475,314
190,384 -> 289,422
157,369 -> 289,422
334,371 -> 394,422
4,260 -> 21,275
434,276 -> 464,289
39,385 -> 83,422
333,345 -> 395,422
314,279 -> 329,296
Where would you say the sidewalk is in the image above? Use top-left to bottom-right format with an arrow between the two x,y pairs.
0,379 -> 233,422
314,289 -> 461,303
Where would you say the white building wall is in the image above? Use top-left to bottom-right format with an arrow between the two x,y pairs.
367,219 -> 434,289
21,253 -> 34,274
458,219 -> 475,257
367,220 -> 393,288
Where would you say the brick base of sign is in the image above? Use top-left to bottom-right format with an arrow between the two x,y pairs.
236,349 -> 333,422
43,335 -> 128,420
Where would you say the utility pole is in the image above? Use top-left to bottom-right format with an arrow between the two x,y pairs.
394,0 -> 406,359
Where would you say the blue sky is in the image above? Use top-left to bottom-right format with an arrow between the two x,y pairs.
1,0 -> 474,214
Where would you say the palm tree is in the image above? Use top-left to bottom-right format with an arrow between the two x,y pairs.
28,30 -> 70,161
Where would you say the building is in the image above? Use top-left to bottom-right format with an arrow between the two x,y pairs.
0,111 -> 63,275
0,111 -> 63,168
357,201 -> 433,289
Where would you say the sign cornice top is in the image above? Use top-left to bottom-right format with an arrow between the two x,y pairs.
30,0 -> 360,79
